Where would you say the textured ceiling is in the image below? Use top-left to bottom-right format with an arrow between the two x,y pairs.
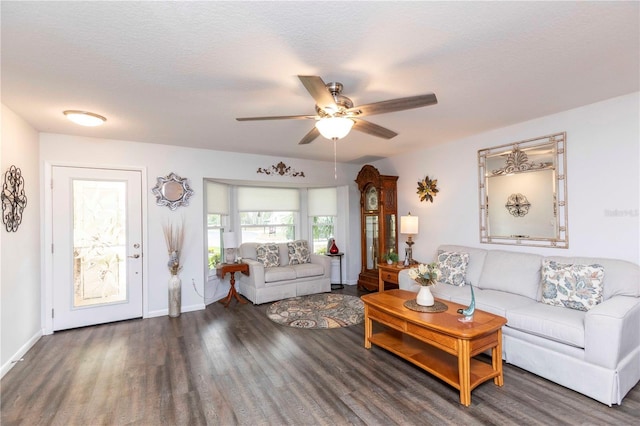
2,2 -> 638,163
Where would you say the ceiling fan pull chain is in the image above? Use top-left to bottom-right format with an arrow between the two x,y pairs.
333,139 -> 338,180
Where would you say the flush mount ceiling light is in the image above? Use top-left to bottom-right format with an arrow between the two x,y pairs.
315,117 -> 354,140
63,110 -> 107,127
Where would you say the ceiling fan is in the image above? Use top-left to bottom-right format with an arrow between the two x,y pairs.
236,75 -> 438,145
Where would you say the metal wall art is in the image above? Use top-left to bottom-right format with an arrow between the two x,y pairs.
505,193 -> 531,217
257,161 -> 305,177
491,148 -> 551,175
1,165 -> 28,232
478,132 -> 568,248
417,175 -> 439,203
152,172 -> 194,210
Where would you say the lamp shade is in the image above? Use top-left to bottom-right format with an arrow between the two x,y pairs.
400,214 -> 419,235
315,117 -> 354,140
222,231 -> 237,248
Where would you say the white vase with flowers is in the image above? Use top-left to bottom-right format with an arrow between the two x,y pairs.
407,262 -> 440,306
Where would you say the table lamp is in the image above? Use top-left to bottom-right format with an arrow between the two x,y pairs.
400,213 -> 419,265
223,231 -> 237,264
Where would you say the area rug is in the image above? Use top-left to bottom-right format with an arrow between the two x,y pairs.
266,293 -> 364,329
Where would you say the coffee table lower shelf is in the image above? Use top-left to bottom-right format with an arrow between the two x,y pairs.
369,329 -> 499,398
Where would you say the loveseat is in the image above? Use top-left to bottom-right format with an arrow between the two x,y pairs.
398,244 -> 640,406
237,241 -> 331,304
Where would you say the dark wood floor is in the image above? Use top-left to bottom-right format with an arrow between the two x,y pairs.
2,285 -> 639,425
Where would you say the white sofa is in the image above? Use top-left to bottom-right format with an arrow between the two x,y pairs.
237,241 -> 331,304
398,244 -> 640,406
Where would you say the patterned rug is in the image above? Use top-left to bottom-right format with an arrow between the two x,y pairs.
266,293 -> 364,329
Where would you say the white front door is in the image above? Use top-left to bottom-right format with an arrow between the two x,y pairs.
51,166 -> 143,331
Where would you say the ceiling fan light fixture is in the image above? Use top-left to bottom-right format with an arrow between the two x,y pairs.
63,110 -> 107,126
315,117 -> 354,140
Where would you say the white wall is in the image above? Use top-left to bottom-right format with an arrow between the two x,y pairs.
375,92 -> 640,265
1,104 -> 42,376
39,134 -> 363,326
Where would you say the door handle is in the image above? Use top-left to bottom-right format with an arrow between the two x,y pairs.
128,254 -> 140,259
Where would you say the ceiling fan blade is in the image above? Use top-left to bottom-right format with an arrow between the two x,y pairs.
298,126 -> 320,145
352,119 -> 398,139
236,114 -> 316,121
348,93 -> 437,117
298,75 -> 338,112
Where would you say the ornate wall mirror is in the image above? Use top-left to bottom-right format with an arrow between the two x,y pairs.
152,172 -> 194,210
478,132 -> 568,248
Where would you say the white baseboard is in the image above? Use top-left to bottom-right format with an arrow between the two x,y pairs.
1,330 -> 43,379
182,303 -> 206,313
205,277 -> 228,306
206,286 -> 229,305
146,303 -> 205,318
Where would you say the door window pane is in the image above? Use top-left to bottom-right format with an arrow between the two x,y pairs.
73,180 -> 127,307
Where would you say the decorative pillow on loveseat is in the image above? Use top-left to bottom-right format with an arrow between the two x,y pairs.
256,243 -> 280,267
541,260 -> 605,311
287,240 -> 311,265
437,251 -> 469,286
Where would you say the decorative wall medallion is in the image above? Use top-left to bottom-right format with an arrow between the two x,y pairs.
1,165 -> 28,232
257,161 -> 305,177
152,172 -> 194,210
505,193 -> 531,217
417,175 -> 439,203
491,148 -> 552,176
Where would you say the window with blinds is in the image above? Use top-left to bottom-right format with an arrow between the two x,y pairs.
308,187 -> 337,253
206,181 -> 229,268
238,187 -> 300,243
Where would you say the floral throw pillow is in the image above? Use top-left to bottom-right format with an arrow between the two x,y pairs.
437,251 -> 469,286
287,240 -> 311,265
256,244 -> 280,268
541,260 -> 605,311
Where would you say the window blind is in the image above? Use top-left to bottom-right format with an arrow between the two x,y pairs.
206,181 -> 229,214
308,187 -> 337,216
237,187 -> 300,211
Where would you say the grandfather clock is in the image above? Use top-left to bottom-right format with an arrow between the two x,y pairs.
355,165 -> 398,291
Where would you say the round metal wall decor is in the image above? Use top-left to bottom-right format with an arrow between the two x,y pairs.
152,172 -> 194,210
506,193 -> 531,217
417,175 -> 439,203
1,165 -> 28,232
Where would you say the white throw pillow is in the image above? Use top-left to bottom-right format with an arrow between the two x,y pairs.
541,260 -> 605,311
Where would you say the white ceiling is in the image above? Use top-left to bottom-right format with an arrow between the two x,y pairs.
2,1 -> 638,163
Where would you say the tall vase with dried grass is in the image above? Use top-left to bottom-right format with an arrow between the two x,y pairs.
163,220 -> 184,318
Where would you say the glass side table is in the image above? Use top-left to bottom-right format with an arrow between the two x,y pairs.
325,252 -> 344,290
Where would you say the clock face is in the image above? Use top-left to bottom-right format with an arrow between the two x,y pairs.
366,186 -> 379,211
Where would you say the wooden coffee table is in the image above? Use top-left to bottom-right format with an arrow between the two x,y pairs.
361,289 -> 507,406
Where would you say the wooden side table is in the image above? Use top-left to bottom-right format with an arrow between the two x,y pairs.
377,262 -> 415,292
216,263 -> 250,307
